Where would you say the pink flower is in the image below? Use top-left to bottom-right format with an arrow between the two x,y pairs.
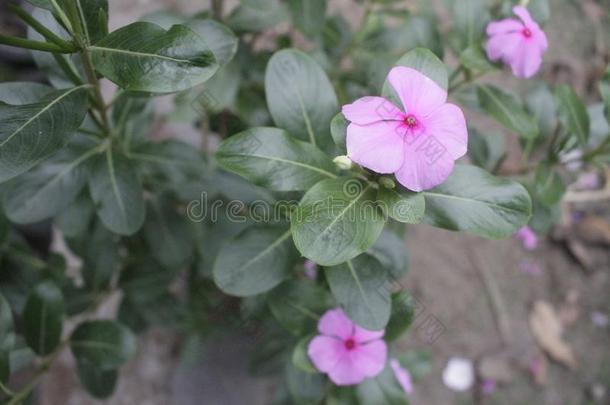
390,358 -> 413,395
307,308 -> 387,385
485,6 -> 548,79
514,226 -> 538,250
303,259 -> 317,279
342,67 -> 468,191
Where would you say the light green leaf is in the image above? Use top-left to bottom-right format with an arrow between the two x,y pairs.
291,178 -> 385,266
555,85 -> 590,146
377,187 -> 425,224
287,0 -> 326,38
186,19 -> 238,66
368,230 -> 409,280
216,127 -> 337,192
292,335 -> 317,374
90,22 -> 218,93
459,45 -> 497,73
423,165 -> 532,239
0,85 -> 90,182
450,0 -> 490,51
325,254 -> 391,330
213,225 -> 298,297
23,282 -> 65,355
356,364 -> 408,405
226,0 -> 289,32
534,164 -> 565,207
88,149 -> 146,235
70,320 -> 137,369
477,84 -> 538,139
330,113 -> 348,152
286,362 -> 326,403
265,49 -> 339,152
525,83 -> 557,139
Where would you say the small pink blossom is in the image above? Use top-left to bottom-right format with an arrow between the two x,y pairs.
308,308 -> 387,385
303,260 -> 317,279
390,358 -> 413,395
342,67 -> 468,192
486,6 -> 548,78
514,226 -> 538,250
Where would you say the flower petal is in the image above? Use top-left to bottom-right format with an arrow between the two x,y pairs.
346,121 -> 406,174
353,325 -> 384,343
327,356 -> 367,385
388,66 -> 447,117
351,339 -> 387,378
485,32 -> 522,62
342,97 -> 403,125
509,43 -> 542,78
423,103 -> 468,159
318,308 -> 354,339
390,359 -> 414,395
486,19 -> 523,36
308,335 -> 344,373
513,6 -> 535,28
394,137 -> 457,192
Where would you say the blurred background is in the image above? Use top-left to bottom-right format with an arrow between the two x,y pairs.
1,0 -> 609,404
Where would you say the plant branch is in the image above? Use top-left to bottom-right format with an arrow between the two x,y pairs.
0,34 -> 75,53
8,4 -> 76,51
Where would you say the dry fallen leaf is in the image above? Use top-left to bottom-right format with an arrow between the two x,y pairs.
529,301 -> 577,370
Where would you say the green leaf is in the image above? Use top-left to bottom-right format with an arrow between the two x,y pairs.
186,19 -> 238,67
459,45 -> 497,73
70,320 -> 137,369
288,0 -> 326,38
90,22 -> 218,93
534,164 -> 565,207
0,85 -> 90,183
0,351 -> 9,384
368,230 -> 409,280
385,291 -> 416,341
56,193 -> 95,238
325,254 -> 391,330
265,49 -> 339,152
423,165 -> 532,239
527,0 -> 550,24
395,351 -> 433,381
477,84 -> 539,139
216,127 -> 337,192
0,294 -> 14,351
450,0 -> 490,51
467,128 -> 506,173
3,141 -> 99,224
286,362 -> 326,404
291,178 -> 385,266
267,280 -> 329,335
525,83 -> 557,139
356,364 -> 408,405
555,85 -> 590,146
600,77 -> 610,126
226,0 -> 289,32
143,198 -> 193,269
330,113 -> 348,152
292,335 -> 317,374
213,225 -> 298,296
0,82 -> 53,105
76,361 -> 118,399
89,149 -> 146,235
23,282 -> 64,355
377,187 -> 425,224
82,222 -> 119,291
77,0 -> 109,44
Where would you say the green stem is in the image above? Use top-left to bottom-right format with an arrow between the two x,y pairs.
49,0 -> 74,34
0,380 -> 15,397
8,4 -> 76,51
51,53 -> 84,85
80,48 -> 111,132
0,34 -> 74,53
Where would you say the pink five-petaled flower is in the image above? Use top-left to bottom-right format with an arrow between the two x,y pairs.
342,66 -> 468,192
307,308 -> 387,385
486,6 -> 548,79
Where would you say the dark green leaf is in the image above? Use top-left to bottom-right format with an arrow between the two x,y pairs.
76,360 -> 118,399
56,193 -> 95,238
89,149 -> 146,235
23,282 -> 64,355
77,0 -> 109,44
265,49 -> 339,152
186,19 -> 238,67
267,280 -> 329,335
377,187 -> 425,224
555,85 -> 590,146
477,84 -> 538,139
70,320 -> 137,369
0,82 -> 53,105
356,363 -> 408,405
82,222 -> 120,291
0,85 -> 89,182
213,225 -> 298,296
288,0 -> 326,38
534,164 -> 565,206
286,362 -> 326,404
330,113 -> 348,152
0,294 -> 14,351
525,83 -> 557,139
90,22 -> 218,93
3,142 -> 99,224
384,48 -> 448,92
291,178 -> 385,266
226,0 -> 289,32
467,128 -> 506,172
216,127 -> 337,192
292,335 -> 317,374
368,230 -> 409,280
0,351 -> 9,384
423,165 -> 532,239
385,291 -> 415,341
325,254 -> 391,330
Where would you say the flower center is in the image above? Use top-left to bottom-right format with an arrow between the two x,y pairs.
344,338 -> 356,351
522,28 -> 532,38
404,115 -> 418,128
